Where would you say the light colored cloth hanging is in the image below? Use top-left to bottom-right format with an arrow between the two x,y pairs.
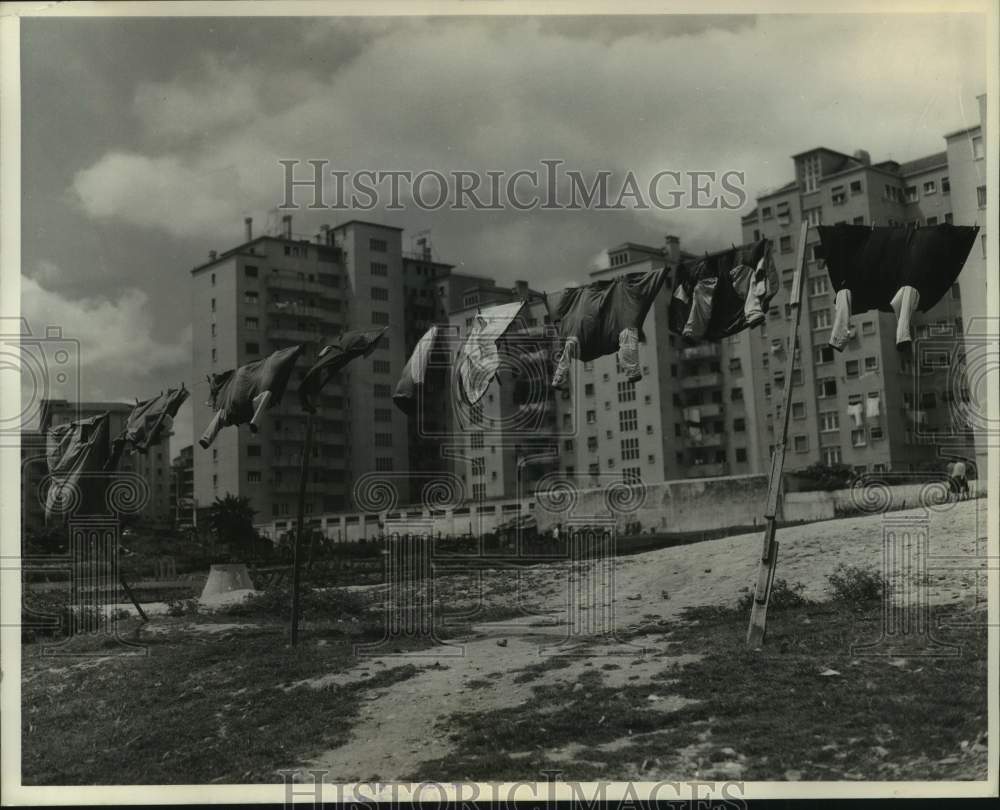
743,254 -> 769,327
618,327 -> 640,382
456,301 -> 525,406
829,288 -> 853,351
865,394 -> 881,418
891,285 -> 921,348
394,325 -> 438,414
847,402 -> 864,428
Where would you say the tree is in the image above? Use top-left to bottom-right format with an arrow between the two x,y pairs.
206,494 -> 257,560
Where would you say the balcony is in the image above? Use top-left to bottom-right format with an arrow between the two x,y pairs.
269,327 -> 322,344
681,372 -> 723,390
686,433 -> 724,448
683,403 -> 723,420
681,343 -> 720,360
266,304 -> 340,322
686,462 -> 728,478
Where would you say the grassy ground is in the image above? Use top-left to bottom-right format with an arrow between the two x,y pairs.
21,613 -> 428,785
405,599 -> 989,782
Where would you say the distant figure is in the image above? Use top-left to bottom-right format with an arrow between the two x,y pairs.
949,460 -> 969,501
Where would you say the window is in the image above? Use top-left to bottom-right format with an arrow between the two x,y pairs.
864,356 -> 878,372
904,185 -> 918,203
244,291 -> 258,305
471,457 -> 486,476
802,153 -> 821,192
586,410 -> 596,425
211,348 -> 217,362
623,468 -> 641,485
621,437 -> 640,460
731,387 -> 744,402
247,445 -> 261,457
470,432 -> 485,449
584,383 -> 594,396
210,297 -> 216,313
926,216 -> 938,226
374,383 -> 392,398
870,426 -> 884,441
831,186 -> 846,205
371,286 -> 389,301
729,358 -> 742,373
923,180 -> 936,195
845,360 -> 859,378
852,216 -> 865,226
793,435 -> 809,452
733,418 -> 746,432
472,483 -> 486,500
860,320 -> 875,337
779,236 -> 792,253
245,265 -> 258,278
811,309 -> 831,330
372,311 -> 390,325
619,409 -> 638,432
850,180 -> 863,194
735,448 -> 748,463
617,381 -> 636,403
804,207 -> 822,226
972,135 -> 984,160
761,206 -> 773,219
817,378 -> 837,398
375,457 -> 394,471
977,185 -> 986,208
823,447 -> 842,465
245,470 -> 262,484
815,345 -> 834,364
245,342 -> 260,355
373,359 -> 391,374
588,463 -> 600,476
587,435 -> 599,452
941,176 -> 950,194
851,428 -> 867,447
371,262 -> 388,276
370,238 -> 388,252
210,322 -> 217,337
884,184 -> 899,202
809,276 -> 829,296
244,317 -> 258,330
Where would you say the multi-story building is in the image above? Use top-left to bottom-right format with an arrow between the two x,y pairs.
446,281 -> 559,501
190,217 -> 412,522
739,137 -> 979,477
27,399 -> 174,526
169,444 -> 194,526
944,93 -> 989,474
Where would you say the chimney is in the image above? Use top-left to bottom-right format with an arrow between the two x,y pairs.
663,235 -> 681,265
515,279 -> 529,300
209,250 -> 218,261
321,224 -> 332,246
244,217 -> 253,241
281,214 -> 292,239
853,149 -> 871,166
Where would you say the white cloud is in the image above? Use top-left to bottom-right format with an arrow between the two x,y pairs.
21,269 -> 191,396
71,14 -> 987,256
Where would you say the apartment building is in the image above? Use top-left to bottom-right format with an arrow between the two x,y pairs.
169,444 -> 194,526
739,137 -> 979,476
446,281 -> 559,501
190,217 -> 409,522
24,399 -> 174,530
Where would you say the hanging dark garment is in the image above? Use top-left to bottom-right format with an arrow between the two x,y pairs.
106,386 -> 189,471
199,344 -> 305,448
300,327 -> 388,414
817,223 -> 979,350
668,239 -> 775,342
45,412 -> 112,522
551,267 -> 668,387
394,325 -> 439,415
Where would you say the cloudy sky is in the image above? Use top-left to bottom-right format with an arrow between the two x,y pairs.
19,11 -> 987,453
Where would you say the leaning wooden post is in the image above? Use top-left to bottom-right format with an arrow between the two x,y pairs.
747,221 -> 809,649
290,412 -> 315,646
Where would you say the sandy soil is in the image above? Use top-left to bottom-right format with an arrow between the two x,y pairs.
293,498 -> 988,782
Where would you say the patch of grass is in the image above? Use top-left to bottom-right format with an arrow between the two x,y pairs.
22,624 -> 420,785
736,578 -> 812,612
511,656 -> 573,684
408,600 -> 988,782
826,564 -> 887,606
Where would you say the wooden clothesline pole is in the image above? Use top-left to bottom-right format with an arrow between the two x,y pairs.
746,220 -> 809,649
289,411 -> 315,647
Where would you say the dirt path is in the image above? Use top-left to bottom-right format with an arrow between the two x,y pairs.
299,499 -> 987,782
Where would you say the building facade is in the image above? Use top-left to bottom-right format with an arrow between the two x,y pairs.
739,139 -> 979,477
169,444 -> 194,526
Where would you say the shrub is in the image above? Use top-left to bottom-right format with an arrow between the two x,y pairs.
737,578 -> 811,611
826,564 -> 886,605
792,462 -> 858,492
217,586 -> 372,621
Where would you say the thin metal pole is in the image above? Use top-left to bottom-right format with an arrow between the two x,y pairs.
290,412 -> 315,646
747,222 -> 809,649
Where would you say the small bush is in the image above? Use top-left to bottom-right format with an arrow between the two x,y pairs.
218,586 -> 372,620
827,564 -> 886,605
737,578 -> 811,612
